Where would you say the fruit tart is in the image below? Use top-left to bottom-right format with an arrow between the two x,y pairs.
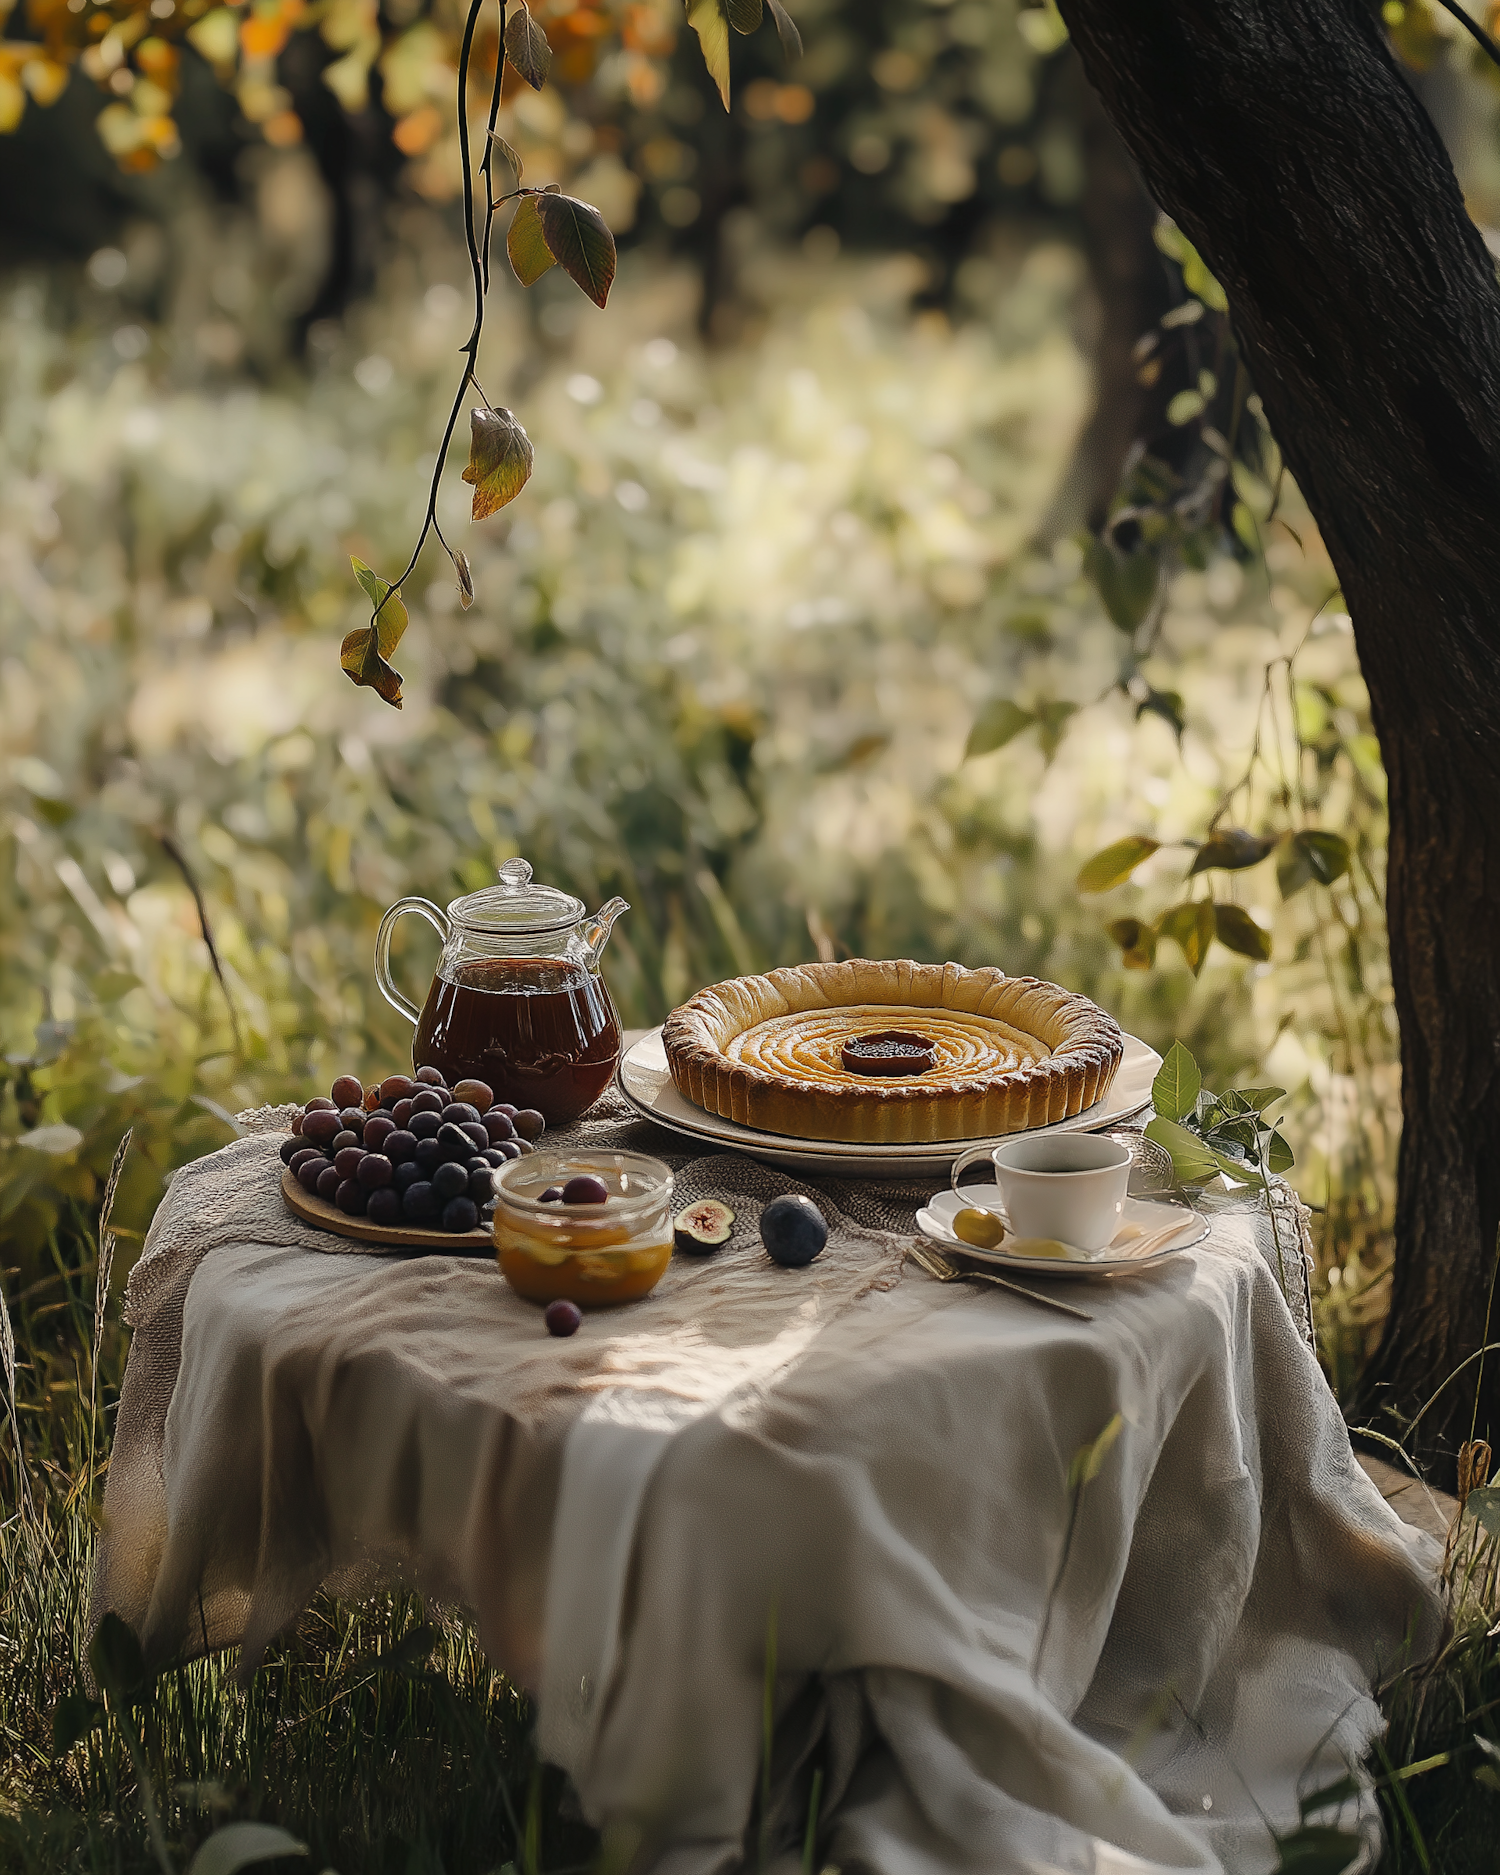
661,958 -> 1122,1144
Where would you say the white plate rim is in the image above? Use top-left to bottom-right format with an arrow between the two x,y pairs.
616,1026 -> 1159,1167
915,1187 -> 1207,1277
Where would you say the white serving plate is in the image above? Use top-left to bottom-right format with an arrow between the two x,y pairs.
916,1184 -> 1207,1277
616,1028 -> 1160,1179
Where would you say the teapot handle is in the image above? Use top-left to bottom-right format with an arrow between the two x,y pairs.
375,897 -> 450,1026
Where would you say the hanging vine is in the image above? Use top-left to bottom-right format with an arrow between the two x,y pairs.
342,0 -> 802,709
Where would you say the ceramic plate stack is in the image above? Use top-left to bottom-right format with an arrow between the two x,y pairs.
616,1029 -> 1161,1177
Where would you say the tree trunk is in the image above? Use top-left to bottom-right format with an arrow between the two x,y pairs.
1054,0 -> 1500,1484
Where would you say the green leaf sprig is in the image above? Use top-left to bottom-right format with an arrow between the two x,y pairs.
1075,820 -> 1353,977
1144,1039 -> 1293,1190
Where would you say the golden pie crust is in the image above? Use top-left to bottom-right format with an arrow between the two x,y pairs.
662,959 -> 1123,1144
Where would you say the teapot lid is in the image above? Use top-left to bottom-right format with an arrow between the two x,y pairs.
448,858 -> 585,935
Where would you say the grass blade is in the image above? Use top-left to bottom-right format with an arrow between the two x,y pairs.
0,1257 -> 31,1519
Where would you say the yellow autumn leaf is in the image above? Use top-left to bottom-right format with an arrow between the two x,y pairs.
22,56 -> 70,106
186,9 -> 240,67
0,69 -> 22,133
461,406 -> 534,520
322,44 -> 375,111
686,0 -> 730,107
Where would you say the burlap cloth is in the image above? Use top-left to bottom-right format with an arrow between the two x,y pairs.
93,1090 -> 1439,1875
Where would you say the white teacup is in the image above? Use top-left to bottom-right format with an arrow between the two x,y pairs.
950,1133 -> 1131,1251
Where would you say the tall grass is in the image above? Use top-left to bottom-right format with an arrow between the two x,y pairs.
1373,1440 -> 1500,1868
1,1468 -> 593,1874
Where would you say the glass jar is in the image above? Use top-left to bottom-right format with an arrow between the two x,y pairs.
493,1149 -> 675,1307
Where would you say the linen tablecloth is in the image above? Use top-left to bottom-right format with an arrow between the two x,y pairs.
94,1093 -> 1441,1875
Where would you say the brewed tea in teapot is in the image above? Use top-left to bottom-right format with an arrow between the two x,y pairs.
375,859 -> 628,1124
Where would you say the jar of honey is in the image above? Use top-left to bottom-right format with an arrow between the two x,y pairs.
493,1149 -> 674,1307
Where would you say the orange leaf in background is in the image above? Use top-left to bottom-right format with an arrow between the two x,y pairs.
136,37 -> 180,79
239,0 -> 304,60
773,81 -> 812,122
240,13 -> 290,58
393,103 -> 443,154
553,5 -> 611,39
622,2 -> 676,55
263,107 -> 303,144
624,52 -> 665,106
136,113 -> 182,155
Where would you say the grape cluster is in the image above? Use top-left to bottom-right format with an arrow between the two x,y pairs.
280,1068 -> 547,1234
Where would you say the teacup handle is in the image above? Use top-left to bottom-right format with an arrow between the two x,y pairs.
950,1141 -> 999,1197
375,897 -> 450,1025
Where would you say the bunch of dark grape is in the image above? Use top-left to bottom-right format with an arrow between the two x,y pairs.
280,1069 -> 546,1233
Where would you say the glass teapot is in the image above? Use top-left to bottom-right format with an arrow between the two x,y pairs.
375,859 -> 629,1124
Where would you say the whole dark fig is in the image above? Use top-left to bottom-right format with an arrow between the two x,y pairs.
760,1195 -> 827,1268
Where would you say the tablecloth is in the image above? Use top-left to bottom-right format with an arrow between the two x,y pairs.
93,1092 -> 1441,1875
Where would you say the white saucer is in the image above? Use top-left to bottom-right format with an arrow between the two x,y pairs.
616,1028 -> 1160,1178
916,1185 -> 1208,1277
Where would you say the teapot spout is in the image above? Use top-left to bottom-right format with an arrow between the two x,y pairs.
581,897 -> 630,967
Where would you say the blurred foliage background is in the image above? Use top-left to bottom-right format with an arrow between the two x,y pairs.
11,0 -> 1500,1466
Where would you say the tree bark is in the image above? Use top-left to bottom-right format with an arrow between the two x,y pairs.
1054,0 -> 1500,1483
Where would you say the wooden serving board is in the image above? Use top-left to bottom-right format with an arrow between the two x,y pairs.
280,1169 -> 495,1254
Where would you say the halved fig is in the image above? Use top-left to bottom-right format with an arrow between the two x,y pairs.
673,1198 -> 736,1254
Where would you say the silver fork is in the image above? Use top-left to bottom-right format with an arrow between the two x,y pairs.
906,1238 -> 1094,1322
